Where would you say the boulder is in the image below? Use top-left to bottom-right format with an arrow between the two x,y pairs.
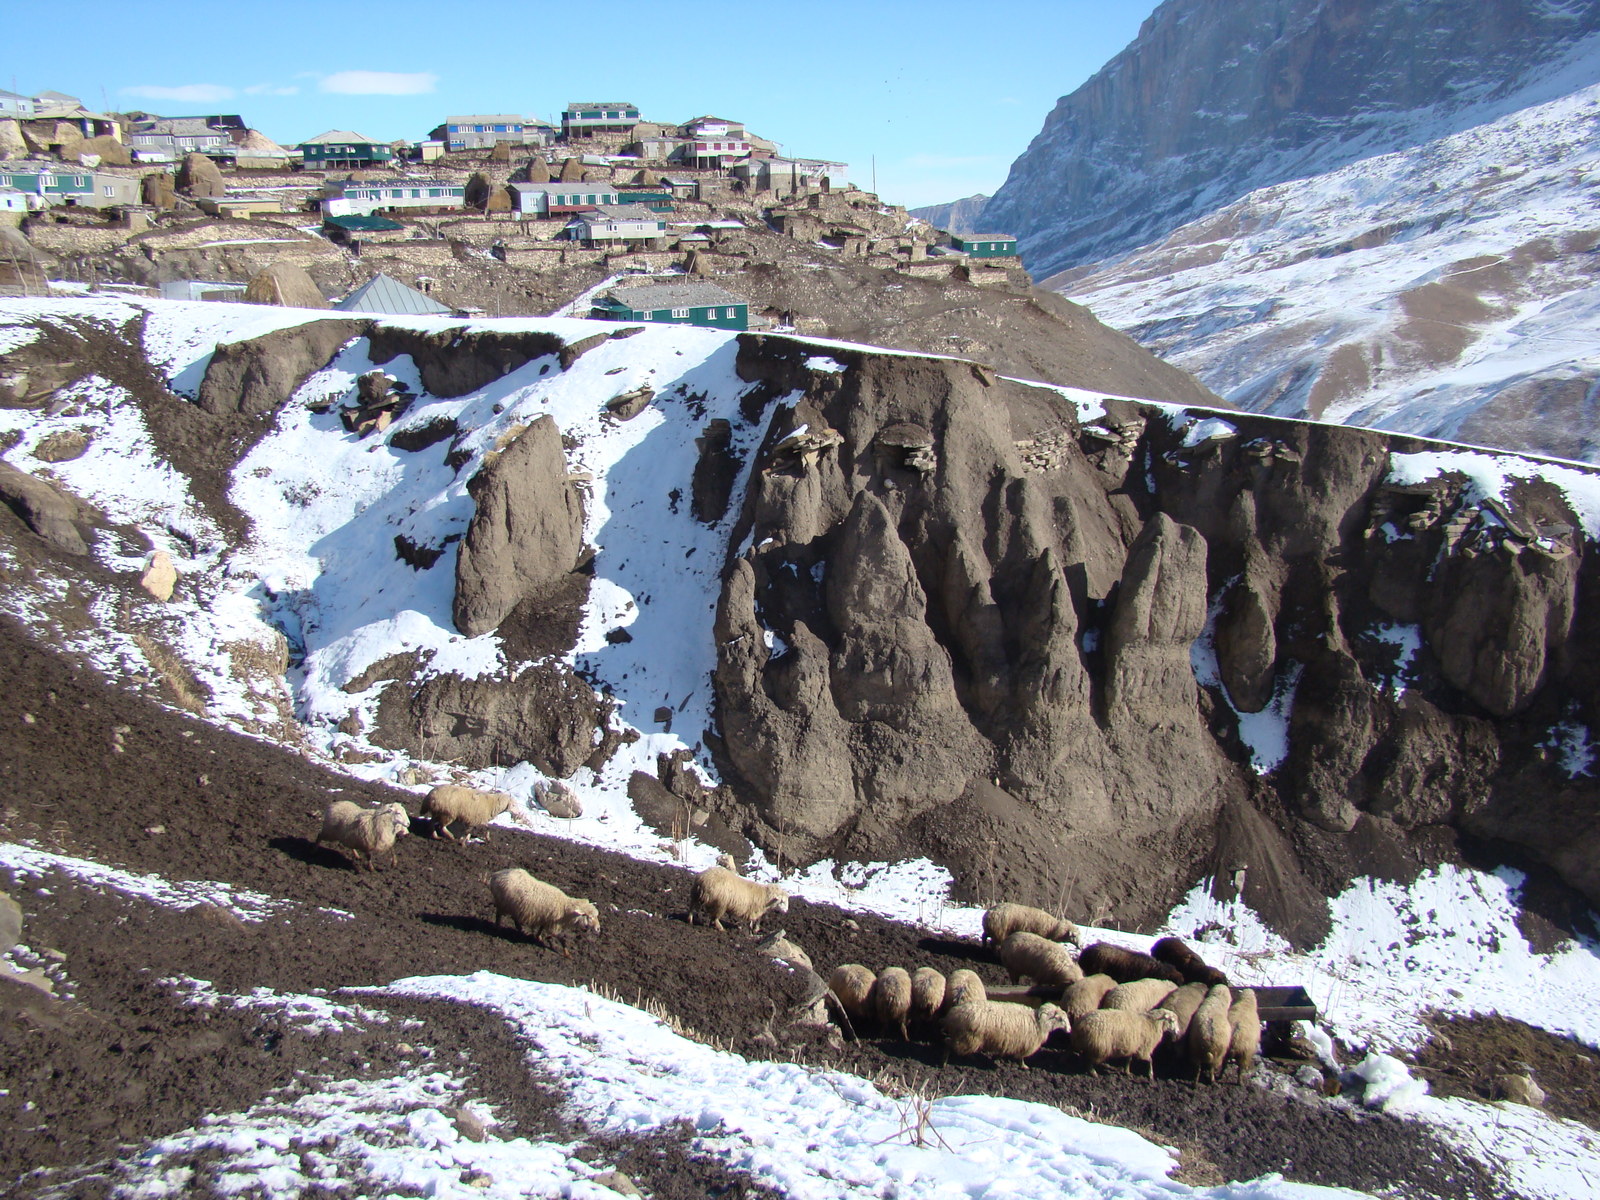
243,262 -> 329,310
176,152 -> 225,198
71,135 -> 132,167
0,119 -> 24,159
139,550 -> 178,601
558,157 -> 586,182
535,779 -> 583,819
453,415 -> 584,637
0,461 -> 89,554
141,172 -> 177,209
0,891 -> 20,954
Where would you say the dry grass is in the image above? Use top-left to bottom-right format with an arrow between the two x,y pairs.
130,632 -> 208,715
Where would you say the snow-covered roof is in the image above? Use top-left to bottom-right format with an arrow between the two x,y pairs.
334,273 -> 451,315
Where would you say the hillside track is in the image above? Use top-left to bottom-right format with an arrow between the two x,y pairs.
0,614 -> 1498,1199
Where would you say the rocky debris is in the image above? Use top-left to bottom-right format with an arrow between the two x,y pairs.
176,152 -> 225,199
338,370 -> 414,437
66,134 -> 132,167
605,385 -> 654,420
453,415 -> 584,637
140,172 -> 177,209
590,1170 -> 640,1196
139,550 -> 178,602
874,422 -> 936,473
534,779 -> 583,819
30,430 -> 90,463
1493,1068 -> 1547,1108
243,262 -> 329,310
197,319 -> 369,416
0,461 -> 89,555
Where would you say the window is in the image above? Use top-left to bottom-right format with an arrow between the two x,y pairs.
671,308 -> 689,319
104,185 -> 115,196
726,308 -> 735,318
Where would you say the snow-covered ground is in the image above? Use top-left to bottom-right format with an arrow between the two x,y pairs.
1062,76 -> 1600,462
3,295 -> 1600,1196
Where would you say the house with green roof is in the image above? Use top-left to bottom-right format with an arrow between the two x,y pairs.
950,233 -> 1018,259
591,281 -> 747,330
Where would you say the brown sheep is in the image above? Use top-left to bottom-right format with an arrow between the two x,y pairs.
1077,942 -> 1185,986
1152,936 -> 1230,986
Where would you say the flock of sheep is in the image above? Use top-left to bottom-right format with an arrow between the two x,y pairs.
827,903 -> 1260,1082
313,793 -> 1260,1080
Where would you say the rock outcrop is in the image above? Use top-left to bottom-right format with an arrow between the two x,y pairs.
197,319 -> 368,416
243,262 -> 329,310
453,416 -> 584,638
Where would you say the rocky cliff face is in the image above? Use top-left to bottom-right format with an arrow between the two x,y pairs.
986,0 -> 1600,278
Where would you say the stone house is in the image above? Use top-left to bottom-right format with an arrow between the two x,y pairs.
591,280 -> 748,330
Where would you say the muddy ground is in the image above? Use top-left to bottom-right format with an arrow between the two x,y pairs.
0,612 -> 1535,1199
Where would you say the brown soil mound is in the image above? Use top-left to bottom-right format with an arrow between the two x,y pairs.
1414,1012 -> 1600,1130
0,614 -> 1501,1199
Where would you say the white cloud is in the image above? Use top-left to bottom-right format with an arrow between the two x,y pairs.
121,83 -> 236,103
244,84 -> 300,97
318,71 -> 437,96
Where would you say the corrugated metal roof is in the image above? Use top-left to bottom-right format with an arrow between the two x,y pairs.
334,273 -> 452,315
606,281 -> 743,310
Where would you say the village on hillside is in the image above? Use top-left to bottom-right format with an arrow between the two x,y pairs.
0,91 -> 1024,329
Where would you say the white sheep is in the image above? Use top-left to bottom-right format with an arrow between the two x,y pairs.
421,785 -> 518,842
945,968 -> 987,1009
315,800 -> 410,871
1156,981 -> 1210,1040
1071,1007 -> 1180,1078
487,868 -> 599,957
828,964 -> 876,1029
943,1000 -> 1071,1068
1102,977 -> 1179,1013
1226,988 -> 1261,1083
998,931 -> 1084,987
982,902 -> 1079,947
687,865 -> 789,932
910,967 -> 947,1025
871,966 -> 913,1039
1186,983 -> 1234,1083
1063,973 -> 1118,1022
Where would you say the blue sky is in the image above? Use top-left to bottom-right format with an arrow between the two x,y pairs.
5,0 -> 1161,209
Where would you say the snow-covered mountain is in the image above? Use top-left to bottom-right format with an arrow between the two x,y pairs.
986,0 -> 1600,280
1056,73 -> 1600,460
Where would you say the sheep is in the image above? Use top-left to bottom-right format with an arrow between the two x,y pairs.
1071,1007 -> 1180,1078
998,931 -> 1084,987
754,928 -> 813,972
827,964 -> 876,1030
315,800 -> 410,871
982,902 -> 1079,947
1186,983 -> 1235,1083
910,967 -> 947,1026
1077,942 -> 1185,985
1226,988 -> 1261,1083
715,852 -> 740,874
1102,977 -> 1179,1013
943,1000 -> 1072,1068
871,966 -> 913,1039
944,968 -> 986,1009
687,866 -> 789,932
1156,981 -> 1210,1041
420,785 -> 516,842
487,868 -> 599,957
1063,973 -> 1119,1022
1152,936 -> 1230,986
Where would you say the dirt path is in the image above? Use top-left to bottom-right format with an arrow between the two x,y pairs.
0,616 -> 1498,1198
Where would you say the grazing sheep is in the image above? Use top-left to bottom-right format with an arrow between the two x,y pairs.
1072,1007 -> 1180,1078
910,967 -> 947,1025
871,966 -> 913,1039
945,968 -> 986,1009
1186,984 -> 1235,1083
982,902 -> 1079,947
315,800 -> 410,871
421,785 -> 515,842
998,931 -> 1084,987
943,1001 -> 1072,1068
827,964 -> 876,1029
1077,942 -> 1185,986
1063,974 -> 1119,1022
688,866 -> 789,932
1152,936 -> 1230,986
1102,978 -> 1179,1014
1226,988 -> 1261,1083
1156,982 -> 1210,1041
487,868 -> 599,957
754,928 -> 813,972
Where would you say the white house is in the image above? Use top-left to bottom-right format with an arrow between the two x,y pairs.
0,90 -> 36,119
566,204 -> 667,245
510,183 -> 619,216
322,178 -> 466,217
